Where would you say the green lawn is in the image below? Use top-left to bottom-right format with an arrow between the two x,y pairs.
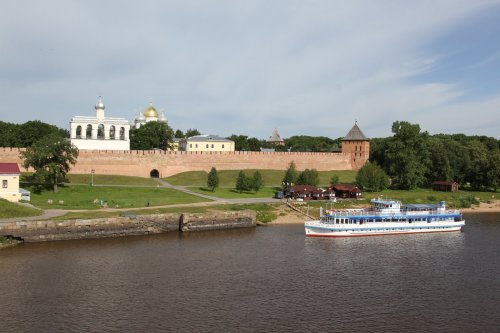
66,174 -> 158,186
21,173 -> 158,186
363,189 -> 495,207
317,170 -> 357,185
51,203 -> 280,221
188,186 -> 279,199
0,199 -> 42,218
28,185 -> 210,210
166,169 -> 357,187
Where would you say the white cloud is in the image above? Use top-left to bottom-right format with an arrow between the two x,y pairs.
0,0 -> 499,139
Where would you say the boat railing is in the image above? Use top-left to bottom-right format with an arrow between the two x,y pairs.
324,209 -> 461,217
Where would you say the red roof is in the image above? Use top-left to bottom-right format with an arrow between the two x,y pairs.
432,181 -> 457,185
0,163 -> 20,174
331,184 -> 362,192
289,185 -> 319,193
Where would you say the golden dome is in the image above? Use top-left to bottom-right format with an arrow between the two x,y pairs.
143,102 -> 158,118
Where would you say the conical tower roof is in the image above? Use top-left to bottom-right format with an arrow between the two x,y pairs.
342,122 -> 368,141
268,128 -> 284,142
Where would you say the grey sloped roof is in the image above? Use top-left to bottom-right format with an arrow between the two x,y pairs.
186,134 -> 233,142
342,123 -> 368,141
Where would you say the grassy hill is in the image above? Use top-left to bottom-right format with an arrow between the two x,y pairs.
165,169 -> 357,187
0,199 -> 42,218
27,185 -> 210,210
21,173 -> 158,186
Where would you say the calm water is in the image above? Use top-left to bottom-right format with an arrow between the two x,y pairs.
0,213 -> 499,332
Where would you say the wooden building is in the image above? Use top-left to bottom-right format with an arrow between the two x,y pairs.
285,185 -> 324,200
432,181 -> 459,192
330,184 -> 363,199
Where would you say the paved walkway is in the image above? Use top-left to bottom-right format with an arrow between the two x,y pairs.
152,178 -> 226,201
0,209 -> 67,223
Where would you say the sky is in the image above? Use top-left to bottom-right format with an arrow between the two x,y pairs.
1,0 -> 500,140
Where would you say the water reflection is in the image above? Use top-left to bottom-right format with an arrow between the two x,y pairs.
0,214 -> 498,332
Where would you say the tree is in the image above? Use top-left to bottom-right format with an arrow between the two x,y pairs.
443,138 -> 471,185
247,137 -> 262,151
228,135 -> 249,151
285,135 -> 341,152
251,171 -> 263,192
236,170 -> 252,193
485,150 -> 500,191
130,121 -> 174,150
467,140 -> 489,190
207,167 -> 219,192
369,127 -> 499,190
174,129 -> 184,138
426,138 -> 452,184
296,168 -> 319,186
282,161 -> 298,188
384,121 -> 429,189
330,174 -> 339,185
20,134 -> 79,192
185,128 -> 201,138
356,161 -> 389,192
0,120 -> 67,148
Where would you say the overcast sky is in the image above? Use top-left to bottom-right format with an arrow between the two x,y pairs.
1,0 -> 500,139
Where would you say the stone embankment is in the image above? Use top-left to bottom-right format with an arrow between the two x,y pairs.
0,211 -> 256,243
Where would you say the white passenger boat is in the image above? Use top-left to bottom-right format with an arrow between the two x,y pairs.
305,198 -> 465,237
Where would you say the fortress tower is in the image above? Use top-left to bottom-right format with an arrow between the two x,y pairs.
341,121 -> 370,170
267,128 -> 285,146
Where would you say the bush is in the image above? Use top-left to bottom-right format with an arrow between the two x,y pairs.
207,167 -> 219,191
459,198 -> 472,208
356,162 -> 389,192
458,195 -> 480,208
330,174 -> 339,185
296,168 -> 319,186
236,171 -> 253,192
251,171 -> 263,192
256,211 -> 278,223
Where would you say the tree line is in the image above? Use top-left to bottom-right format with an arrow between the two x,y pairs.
0,120 -> 68,147
7,119 -> 499,192
369,121 -> 499,191
1,120 -> 342,153
226,134 -> 342,152
206,167 -> 263,193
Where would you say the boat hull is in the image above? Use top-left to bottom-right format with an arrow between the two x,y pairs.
305,221 -> 465,237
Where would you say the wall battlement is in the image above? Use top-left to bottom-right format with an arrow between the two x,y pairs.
0,147 -> 367,177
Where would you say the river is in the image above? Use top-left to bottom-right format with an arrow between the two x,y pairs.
0,213 -> 499,332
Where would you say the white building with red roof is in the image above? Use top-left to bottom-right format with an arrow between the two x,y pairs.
0,163 -> 22,202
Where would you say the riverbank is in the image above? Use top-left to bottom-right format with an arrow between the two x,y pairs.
0,211 -> 256,243
0,237 -> 22,249
462,200 -> 500,213
268,199 -> 500,224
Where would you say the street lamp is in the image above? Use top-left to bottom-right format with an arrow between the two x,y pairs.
91,169 -> 95,186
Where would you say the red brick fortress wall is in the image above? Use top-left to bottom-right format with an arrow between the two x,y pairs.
0,148 -> 366,178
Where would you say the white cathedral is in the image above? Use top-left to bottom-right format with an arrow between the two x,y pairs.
132,102 -> 167,129
70,97 -> 130,150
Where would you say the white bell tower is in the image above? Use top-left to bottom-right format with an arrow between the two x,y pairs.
95,96 -> 105,121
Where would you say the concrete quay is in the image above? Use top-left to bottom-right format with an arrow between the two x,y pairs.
0,210 -> 256,243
